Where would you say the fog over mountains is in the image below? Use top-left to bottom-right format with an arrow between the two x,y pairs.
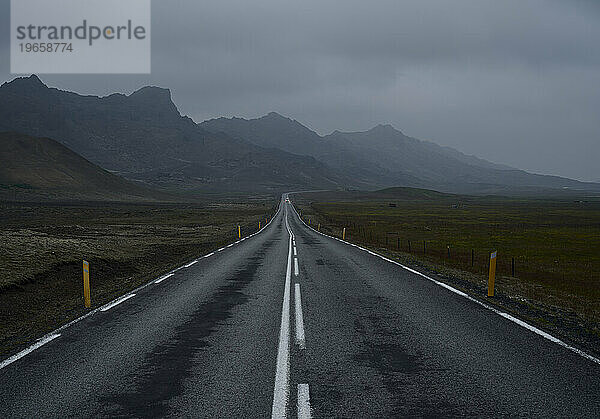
1,75 -> 599,196
202,112 -> 600,195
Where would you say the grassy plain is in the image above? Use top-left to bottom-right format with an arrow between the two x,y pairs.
0,199 -> 276,355
295,188 -> 600,351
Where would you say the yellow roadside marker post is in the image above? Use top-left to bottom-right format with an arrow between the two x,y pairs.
488,251 -> 497,297
343,227 -> 346,240
83,260 -> 91,308
238,225 -> 241,239
259,221 -> 261,229
318,223 -> 320,232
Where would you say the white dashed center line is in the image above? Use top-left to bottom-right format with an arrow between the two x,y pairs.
294,258 -> 299,276
271,210 -> 293,418
297,384 -> 312,419
294,283 -> 306,349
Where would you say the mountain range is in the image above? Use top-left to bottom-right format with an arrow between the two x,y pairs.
0,75 -> 342,194
202,113 -> 600,194
1,75 -> 599,196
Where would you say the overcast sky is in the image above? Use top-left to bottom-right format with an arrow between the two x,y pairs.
1,0 -> 599,181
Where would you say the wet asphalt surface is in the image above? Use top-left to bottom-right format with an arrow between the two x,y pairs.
0,197 -> 599,418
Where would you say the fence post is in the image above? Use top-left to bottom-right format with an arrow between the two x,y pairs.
238,225 -> 241,239
488,251 -> 497,297
447,245 -> 450,258
342,227 -> 346,240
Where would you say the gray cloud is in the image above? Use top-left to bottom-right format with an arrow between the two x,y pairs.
1,0 -> 599,180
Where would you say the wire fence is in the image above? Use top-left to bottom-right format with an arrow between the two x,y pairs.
299,211 -> 594,292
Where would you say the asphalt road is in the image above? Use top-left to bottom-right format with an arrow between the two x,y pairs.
1,195 -> 599,418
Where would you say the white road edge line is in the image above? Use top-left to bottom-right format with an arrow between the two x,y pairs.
184,260 -> 198,268
294,283 -> 306,349
0,334 -> 61,370
204,252 -> 215,258
288,200 -> 600,366
297,383 -> 312,419
0,201 -> 284,370
294,258 -> 299,276
272,207 -> 293,418
294,247 -> 297,256
100,294 -> 136,312
154,273 -> 174,284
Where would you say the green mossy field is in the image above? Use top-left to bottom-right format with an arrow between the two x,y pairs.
295,189 -> 600,351
0,199 -> 276,356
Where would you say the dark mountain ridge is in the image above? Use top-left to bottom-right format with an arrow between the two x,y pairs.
2,75 -> 598,195
0,75 -> 347,193
202,112 -> 600,194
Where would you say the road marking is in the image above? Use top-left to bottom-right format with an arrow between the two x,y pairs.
0,334 -> 61,370
204,252 -> 215,258
100,294 -> 136,312
184,260 -> 198,268
217,247 -> 225,252
227,243 -> 234,247
294,258 -> 299,276
294,283 -> 306,349
272,210 -> 293,418
297,384 -> 312,419
294,247 -> 297,256
288,201 -> 600,366
154,273 -> 174,284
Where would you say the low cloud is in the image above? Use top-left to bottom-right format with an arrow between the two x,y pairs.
1,0 -> 599,180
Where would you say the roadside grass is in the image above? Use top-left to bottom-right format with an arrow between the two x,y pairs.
0,200 -> 276,356
295,192 -> 600,335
